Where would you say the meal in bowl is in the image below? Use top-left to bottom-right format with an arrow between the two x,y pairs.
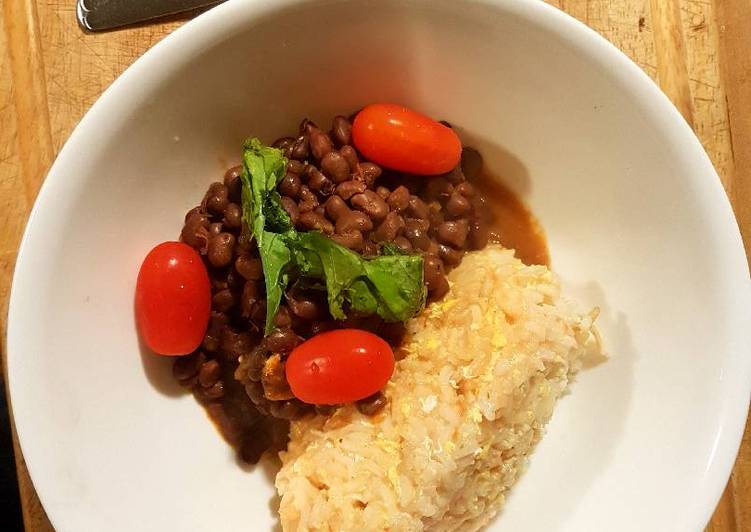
134,104 -> 601,530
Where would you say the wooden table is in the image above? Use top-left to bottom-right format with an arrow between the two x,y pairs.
1,0 -> 749,530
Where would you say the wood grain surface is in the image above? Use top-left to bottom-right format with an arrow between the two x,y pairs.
1,0 -> 749,530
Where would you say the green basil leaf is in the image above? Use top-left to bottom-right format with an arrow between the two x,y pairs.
240,138 -> 426,334
240,138 -> 293,334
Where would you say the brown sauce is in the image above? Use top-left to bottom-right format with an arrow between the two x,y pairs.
473,172 -> 550,267
199,367 -> 289,464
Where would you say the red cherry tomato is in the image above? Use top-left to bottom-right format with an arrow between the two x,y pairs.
135,241 -> 211,356
352,103 -> 462,175
285,329 -> 395,405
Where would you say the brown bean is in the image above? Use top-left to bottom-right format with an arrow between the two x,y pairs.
387,185 -> 410,212
278,172 -> 302,198
424,255 -> 451,298
438,244 -> 464,266
437,219 -> 470,248
208,232 -> 236,267
445,191 -> 472,217
184,206 -> 204,223
298,199 -> 317,213
279,196 -> 299,225
331,115 -> 352,146
425,239 -> 440,256
202,312 -> 228,353
212,289 -> 235,312
404,219 -> 431,251
220,328 -> 253,359
263,328 -> 302,353
236,225 -> 253,252
203,182 -> 230,215
331,230 -> 364,251
235,255 -> 263,280
324,195 -> 350,220
320,151 -> 350,183
241,281 -> 260,317
351,190 -> 388,221
469,218 -> 490,250
270,399 -> 310,420
429,274 -> 450,300
393,236 -> 412,252
379,321 -> 407,346
223,202 -> 242,229
307,168 -> 335,196
339,145 -> 359,172
456,182 -> 476,198
273,305 -> 292,328
405,217 -> 430,232
443,165 -> 465,185
208,222 -> 223,236
335,210 -> 374,234
424,177 -> 453,202
299,118 -> 316,134
407,195 -> 430,219
224,165 -> 244,202
335,180 -> 367,200
290,135 -> 310,160
223,165 -> 243,184
427,203 -> 444,228
287,159 -> 305,174
198,359 -> 221,388
373,211 -> 405,242
309,320 -> 336,336
357,392 -> 388,416
461,147 -> 483,180
376,186 -> 390,199
200,341 -> 221,364
359,162 -> 382,186
287,292 -> 325,320
202,381 -> 225,400
243,347 -> 268,383
226,268 -> 244,292
173,351 -> 206,382
299,185 -> 318,205
272,136 -> 295,150
181,214 -> 210,251
245,379 -> 268,405
298,210 -> 334,234
423,254 -> 444,287
210,275 -> 229,293
250,299 -> 267,326
307,126 -> 334,160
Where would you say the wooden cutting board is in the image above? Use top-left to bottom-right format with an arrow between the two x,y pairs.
1,0 -> 749,530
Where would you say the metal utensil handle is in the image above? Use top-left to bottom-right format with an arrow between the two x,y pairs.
77,0 -> 225,32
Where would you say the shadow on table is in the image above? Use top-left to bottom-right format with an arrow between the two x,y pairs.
0,359 -> 24,532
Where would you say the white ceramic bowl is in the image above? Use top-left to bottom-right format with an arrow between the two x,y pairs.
8,0 -> 751,530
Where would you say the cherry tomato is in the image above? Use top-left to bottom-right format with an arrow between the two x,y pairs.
285,329 -> 395,405
352,103 -> 462,175
135,241 -> 211,356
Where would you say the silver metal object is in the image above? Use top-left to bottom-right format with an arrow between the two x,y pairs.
77,0 -> 225,32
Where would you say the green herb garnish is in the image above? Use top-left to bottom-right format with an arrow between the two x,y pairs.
239,138 -> 426,333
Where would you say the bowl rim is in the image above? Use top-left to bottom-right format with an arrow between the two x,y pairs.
7,0 -> 751,530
